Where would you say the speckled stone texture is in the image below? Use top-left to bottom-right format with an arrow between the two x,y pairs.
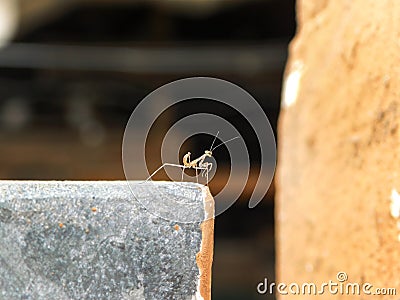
277,0 -> 400,299
0,181 -> 212,300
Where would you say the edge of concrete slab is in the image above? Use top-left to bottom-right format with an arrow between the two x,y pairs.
196,186 -> 214,300
0,180 -> 215,300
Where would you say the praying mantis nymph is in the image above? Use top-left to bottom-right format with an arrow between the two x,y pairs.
146,132 -> 239,184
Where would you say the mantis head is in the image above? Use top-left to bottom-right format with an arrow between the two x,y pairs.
205,150 -> 212,157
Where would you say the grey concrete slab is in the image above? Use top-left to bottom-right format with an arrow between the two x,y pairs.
0,181 -> 213,300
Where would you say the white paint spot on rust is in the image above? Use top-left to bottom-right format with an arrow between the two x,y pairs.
390,188 -> 400,219
383,74 -> 391,87
282,61 -> 304,108
389,189 -> 400,242
305,262 -> 314,273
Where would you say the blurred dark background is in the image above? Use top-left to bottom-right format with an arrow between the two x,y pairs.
0,0 -> 296,299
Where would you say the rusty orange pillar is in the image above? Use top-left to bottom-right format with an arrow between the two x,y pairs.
277,1 -> 400,299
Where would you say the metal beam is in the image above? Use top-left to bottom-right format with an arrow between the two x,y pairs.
0,42 -> 287,74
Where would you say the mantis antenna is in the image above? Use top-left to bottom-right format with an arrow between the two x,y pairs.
209,131 -> 219,150
211,135 -> 240,151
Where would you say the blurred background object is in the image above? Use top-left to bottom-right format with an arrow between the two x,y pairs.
0,0 -> 18,47
0,1 -> 295,299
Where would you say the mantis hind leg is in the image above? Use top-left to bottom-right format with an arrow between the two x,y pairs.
145,163 -> 187,181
